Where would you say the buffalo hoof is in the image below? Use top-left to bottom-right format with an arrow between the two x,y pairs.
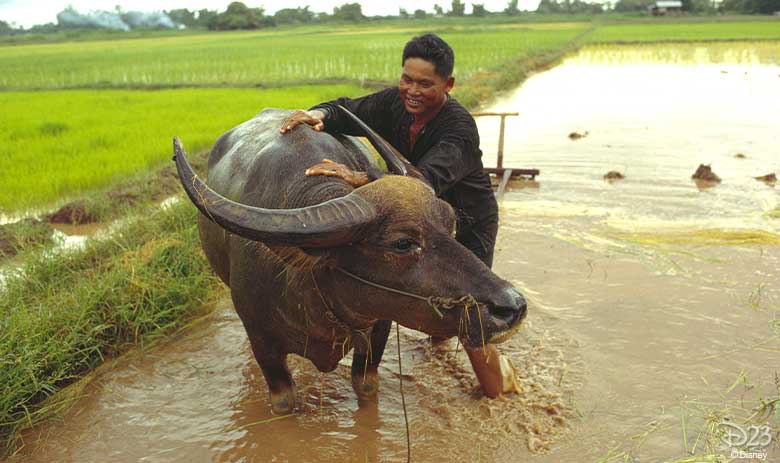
269,387 -> 296,415
352,370 -> 380,401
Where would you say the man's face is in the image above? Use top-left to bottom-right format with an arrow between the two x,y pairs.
399,57 -> 454,119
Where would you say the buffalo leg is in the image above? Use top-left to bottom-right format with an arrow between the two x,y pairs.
248,338 -> 297,414
351,320 -> 391,401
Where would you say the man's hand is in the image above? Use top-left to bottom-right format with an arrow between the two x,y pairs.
305,159 -> 370,188
280,109 -> 325,134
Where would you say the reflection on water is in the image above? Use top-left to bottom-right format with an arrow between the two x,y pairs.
578,42 -> 780,67
12,42 -> 780,462
478,41 -> 779,238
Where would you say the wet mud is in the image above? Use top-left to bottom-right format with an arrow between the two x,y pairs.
44,201 -> 98,225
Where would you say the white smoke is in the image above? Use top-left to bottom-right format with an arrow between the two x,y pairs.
56,6 -> 177,30
123,11 -> 176,29
56,7 -> 129,30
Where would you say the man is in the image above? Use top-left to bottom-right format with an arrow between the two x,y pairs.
281,33 -> 516,397
281,33 -> 498,267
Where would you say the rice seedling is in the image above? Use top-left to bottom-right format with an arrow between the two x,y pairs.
0,85 -> 364,213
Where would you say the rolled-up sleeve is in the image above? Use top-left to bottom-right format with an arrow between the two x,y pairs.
310,88 -> 395,136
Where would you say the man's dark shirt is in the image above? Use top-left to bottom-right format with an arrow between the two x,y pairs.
311,87 -> 499,264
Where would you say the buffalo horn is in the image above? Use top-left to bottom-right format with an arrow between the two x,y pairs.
173,137 -> 378,247
338,105 -> 426,180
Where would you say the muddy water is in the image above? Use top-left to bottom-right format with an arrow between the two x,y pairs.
12,42 -> 780,462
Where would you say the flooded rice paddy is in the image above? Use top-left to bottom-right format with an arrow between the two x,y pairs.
11,42 -> 780,462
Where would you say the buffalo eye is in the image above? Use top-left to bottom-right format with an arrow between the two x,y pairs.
393,238 -> 421,254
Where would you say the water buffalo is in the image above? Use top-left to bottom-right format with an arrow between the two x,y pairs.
173,108 -> 526,414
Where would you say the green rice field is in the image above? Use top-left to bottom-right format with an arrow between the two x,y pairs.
0,85 -> 363,212
0,24 -> 587,90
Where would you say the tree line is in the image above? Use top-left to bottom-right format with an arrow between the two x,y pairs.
2,0 -> 779,35
164,1 -> 536,30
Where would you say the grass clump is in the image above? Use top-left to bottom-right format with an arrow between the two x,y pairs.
0,199 -> 220,456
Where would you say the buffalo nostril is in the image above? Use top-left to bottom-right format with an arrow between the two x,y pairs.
490,305 -> 519,325
489,288 -> 526,326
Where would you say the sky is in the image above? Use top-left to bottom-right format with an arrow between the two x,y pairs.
0,0 -> 542,28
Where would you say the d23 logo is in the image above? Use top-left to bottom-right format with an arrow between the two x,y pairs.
718,421 -> 772,448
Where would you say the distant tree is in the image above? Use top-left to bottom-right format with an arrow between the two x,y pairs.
167,8 -> 196,27
718,0 -> 742,11
504,0 -> 521,15
196,9 -> 219,29
28,22 -> 61,33
472,3 -> 489,15
449,0 -> 466,15
213,2 -> 272,30
0,19 -> 16,35
536,0 -> 604,12
536,0 -> 562,12
434,4 -> 445,15
414,8 -> 428,18
399,8 -> 410,18
273,6 -> 314,24
745,0 -> 780,13
333,3 -> 365,21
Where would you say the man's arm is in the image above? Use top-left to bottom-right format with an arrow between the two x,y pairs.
280,89 -> 396,136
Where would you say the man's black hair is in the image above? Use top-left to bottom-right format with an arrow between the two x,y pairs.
402,33 -> 454,78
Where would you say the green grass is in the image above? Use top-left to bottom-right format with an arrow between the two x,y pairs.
0,85 -> 365,213
587,21 -> 780,43
0,24 -> 587,90
0,200 -> 219,455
